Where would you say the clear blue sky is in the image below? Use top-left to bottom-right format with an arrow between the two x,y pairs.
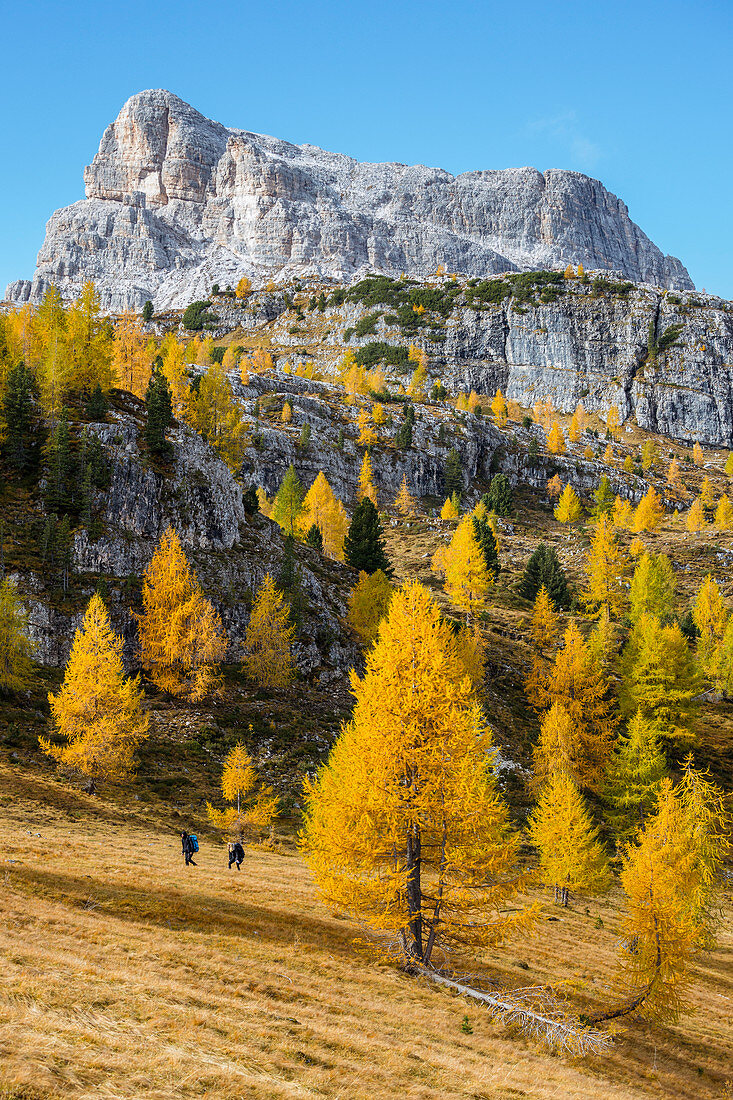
1,0 -> 731,298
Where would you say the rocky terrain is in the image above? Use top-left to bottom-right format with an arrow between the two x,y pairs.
224,273 -> 733,446
6,89 -> 692,310
13,396 -> 358,678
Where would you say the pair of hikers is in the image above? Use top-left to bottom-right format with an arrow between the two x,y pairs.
180,831 -> 244,870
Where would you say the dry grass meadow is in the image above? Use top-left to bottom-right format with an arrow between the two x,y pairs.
1,762 -> 732,1100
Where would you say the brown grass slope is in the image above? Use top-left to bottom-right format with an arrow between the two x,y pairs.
1,763 -> 732,1100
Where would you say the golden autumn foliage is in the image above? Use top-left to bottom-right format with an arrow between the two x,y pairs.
41,594 -> 148,792
545,474 -> 562,502
528,771 -> 611,906
606,405 -> 620,440
532,702 -> 585,790
242,575 -> 296,689
530,586 -> 559,653
629,552 -> 676,625
608,768 -> 729,1024
529,622 -> 615,790
137,526 -> 227,701
667,457 -> 682,488
394,474 -> 417,517
443,517 -> 492,618
451,621 -> 486,693
187,360 -> 249,473
300,471 -> 348,560
583,515 -> 628,618
206,740 -> 279,843
491,388 -> 508,426
347,570 -> 393,647
112,312 -> 154,398
357,452 -> 378,507
0,578 -> 34,695
603,710 -> 667,843
300,581 -> 533,967
632,486 -> 664,532
440,497 -> 459,520
546,420 -> 565,455
685,498 -> 706,532
612,495 -> 634,529
692,573 -> 728,675
158,333 -> 189,417
554,483 -> 582,523
692,442 -> 703,466
714,494 -> 733,529
281,401 -> 293,424
235,276 -> 252,299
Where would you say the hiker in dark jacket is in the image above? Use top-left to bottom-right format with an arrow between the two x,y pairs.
181,831 -> 197,866
228,841 -> 245,870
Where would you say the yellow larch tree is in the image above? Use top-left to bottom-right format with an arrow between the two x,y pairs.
546,420 -> 565,454
357,452 -> 378,507
692,442 -> 703,466
726,452 -> 733,479
221,344 -> 238,371
491,388 -> 508,426
699,476 -> 717,510
235,276 -> 252,300
300,472 -> 348,560
530,621 -> 615,790
347,569 -> 394,647
685,498 -> 706,532
242,574 -> 296,689
456,392 -> 470,413
622,454 -> 634,475
281,400 -> 293,423
606,405 -> 621,440
590,770 -> 729,1025
65,282 -> 115,395
158,334 -> 189,417
530,585 -> 560,652
640,440 -> 657,472
583,515 -> 629,618
112,312 -> 153,398
0,578 -> 34,695
41,594 -> 148,793
583,444 -> 595,459
632,486 -> 664,532
467,389 -> 481,414
612,495 -> 634,529
187,360 -> 249,473
529,771 -> 610,907
603,444 -> 614,464
531,702 -> 578,787
568,411 -> 580,442
440,497 -> 459,520
715,494 -> 733,529
137,526 -> 227,701
443,517 -> 492,619
372,402 -> 386,425
300,581 -> 533,968
206,740 -> 279,843
554,483 -> 582,523
564,263 -> 575,279
357,407 -> 379,448
451,621 -> 486,693
692,574 -> 728,676
35,286 -> 70,421
394,474 -> 417,517
667,457 -> 682,489
251,346 -> 273,373
546,474 -> 563,501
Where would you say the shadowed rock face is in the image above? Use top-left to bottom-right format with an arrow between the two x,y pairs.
6,89 -> 692,309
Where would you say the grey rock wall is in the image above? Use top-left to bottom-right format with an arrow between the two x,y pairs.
7,89 -> 692,310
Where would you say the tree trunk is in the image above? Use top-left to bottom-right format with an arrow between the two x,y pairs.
561,886 -> 569,907
404,825 -> 423,965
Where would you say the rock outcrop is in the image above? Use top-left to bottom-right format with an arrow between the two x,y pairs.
6,89 -> 692,309
22,408 -> 359,679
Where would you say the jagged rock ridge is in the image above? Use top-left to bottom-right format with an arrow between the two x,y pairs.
7,89 -> 692,309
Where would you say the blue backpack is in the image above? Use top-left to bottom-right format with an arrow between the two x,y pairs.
190,834 -> 199,853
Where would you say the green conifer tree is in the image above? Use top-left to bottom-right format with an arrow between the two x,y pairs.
305,523 -> 324,551
144,368 -> 173,456
471,514 -> 500,579
2,362 -> 36,472
344,498 -> 392,575
519,543 -> 570,608
484,474 -> 513,516
592,475 -> 615,517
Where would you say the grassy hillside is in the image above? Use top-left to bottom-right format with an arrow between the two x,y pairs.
1,763 -> 732,1100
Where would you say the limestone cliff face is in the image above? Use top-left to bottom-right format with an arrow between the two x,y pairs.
22,412 -> 358,678
6,89 -> 692,309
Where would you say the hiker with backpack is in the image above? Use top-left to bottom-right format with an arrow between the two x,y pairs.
228,841 -> 245,870
181,831 -> 198,866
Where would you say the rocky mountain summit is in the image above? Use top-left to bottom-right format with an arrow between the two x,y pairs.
6,89 -> 692,309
